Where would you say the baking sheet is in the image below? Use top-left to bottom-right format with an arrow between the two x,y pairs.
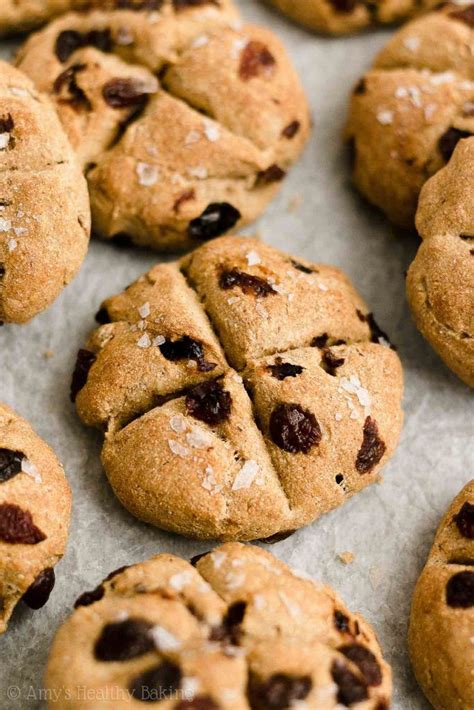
0,3 -> 472,707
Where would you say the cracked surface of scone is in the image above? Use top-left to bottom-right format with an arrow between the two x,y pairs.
16,1 -> 310,252
0,61 -> 90,324
45,542 -> 392,709
266,0 -> 438,35
0,402 -> 71,634
407,137 -> 474,387
408,481 -> 474,710
72,236 -> 403,541
345,3 -> 474,227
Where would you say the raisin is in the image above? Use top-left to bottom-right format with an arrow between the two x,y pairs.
0,264 -> 5,279
331,660 -> 368,705
103,79 -> 151,108
454,502 -> 474,539
438,128 -> 473,163
129,661 -> 182,702
334,610 -> 350,633
335,474 -> 344,485
55,29 -> 112,63
328,0 -> 359,12
259,529 -> 296,543
248,673 -> 312,710
70,349 -> 96,402
188,203 -> 241,240
219,269 -> 276,298
22,568 -> 55,610
256,164 -> 286,185
0,114 -> 14,133
104,564 -> 130,581
74,584 -> 105,608
448,557 -> 474,566
94,618 -> 154,661
321,349 -> 345,376
239,41 -> 276,81
185,380 -> 232,425
0,503 -> 46,544
268,358 -> 304,380
175,698 -> 219,710
356,417 -> 386,474
340,644 -> 382,686
0,448 -> 25,483
291,259 -> 314,274
270,403 -> 321,454
95,307 -> 111,324
53,63 -> 90,109
159,336 -> 216,372
210,600 -> 246,644
282,121 -> 300,139
446,571 -> 474,608
311,333 -> 329,348
450,4 -> 474,27
173,0 -> 218,9
357,310 -> 393,348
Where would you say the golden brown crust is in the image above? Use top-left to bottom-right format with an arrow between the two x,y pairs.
408,481 -> 474,710
17,2 -> 310,251
45,543 -> 392,709
0,61 -> 90,324
0,402 -> 72,634
345,5 -> 474,227
407,137 -> 474,387
73,236 -> 404,540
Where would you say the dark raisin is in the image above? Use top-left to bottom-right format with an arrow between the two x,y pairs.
74,584 -> 105,608
360,312 -> 393,348
450,4 -> 474,26
334,610 -> 350,633
70,349 -> 96,402
439,127 -> 473,163
282,121 -> 300,139
356,417 -> 386,474
446,571 -> 474,608
311,333 -> 329,348
22,568 -> 55,609
95,307 -> 111,324
448,558 -> 474,566
173,0 -> 218,9
55,29 -> 112,63
53,64 -> 90,109
354,78 -> 366,95
175,698 -> 219,710
256,164 -> 286,185
219,269 -> 276,298
321,349 -> 345,376
328,0 -> 359,12
454,502 -> 474,539
0,448 -> 25,483
159,336 -> 214,372
291,259 -> 314,274
248,673 -> 312,710
210,601 -> 246,644
0,114 -> 14,133
270,403 -> 321,454
103,79 -> 152,108
239,41 -> 276,81
340,644 -> 382,686
259,529 -> 296,544
190,551 -> 209,566
335,474 -> 344,485
104,564 -> 130,582
0,503 -> 46,544
268,358 -> 304,381
129,661 -> 182,702
0,264 -> 5,279
185,380 -> 232,425
331,660 -> 368,705
94,618 -> 154,661
188,203 -> 241,240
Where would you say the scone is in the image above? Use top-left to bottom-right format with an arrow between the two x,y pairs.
345,4 -> 474,227
0,402 -> 71,634
0,0 -> 71,36
408,481 -> 474,710
71,236 -> 403,541
266,0 -> 438,36
45,542 -> 392,709
16,1 -> 310,252
0,60 -> 90,324
407,137 -> 474,387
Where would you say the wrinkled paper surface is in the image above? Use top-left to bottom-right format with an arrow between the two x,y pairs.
0,3 -> 472,707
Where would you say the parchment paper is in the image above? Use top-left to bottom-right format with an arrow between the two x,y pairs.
0,3 -> 472,707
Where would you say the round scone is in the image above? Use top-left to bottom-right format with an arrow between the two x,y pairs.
345,3 -> 474,227
71,236 -> 403,541
0,1 -> 71,36
266,0 -> 437,36
0,402 -> 71,634
0,61 -> 90,324
45,542 -> 392,709
407,137 -> 474,387
408,481 -> 474,710
16,1 -> 310,252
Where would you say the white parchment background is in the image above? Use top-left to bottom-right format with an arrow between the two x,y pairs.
0,2 -> 472,707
